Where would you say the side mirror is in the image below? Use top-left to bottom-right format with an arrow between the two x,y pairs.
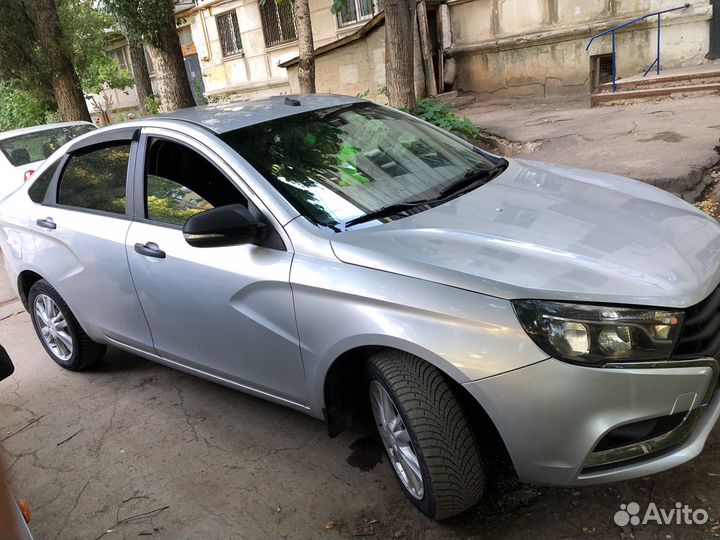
0,346 -> 14,382
183,204 -> 263,248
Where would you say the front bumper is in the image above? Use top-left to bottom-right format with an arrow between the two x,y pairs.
463,357 -> 720,486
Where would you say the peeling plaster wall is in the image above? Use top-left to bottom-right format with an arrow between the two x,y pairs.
448,0 -> 713,98
284,21 -> 426,102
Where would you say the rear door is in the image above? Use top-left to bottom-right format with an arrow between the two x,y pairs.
125,128 -> 307,406
30,131 -> 154,351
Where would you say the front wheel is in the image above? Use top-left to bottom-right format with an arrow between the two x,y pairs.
367,351 -> 485,520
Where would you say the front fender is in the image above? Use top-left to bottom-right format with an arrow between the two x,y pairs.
290,254 -> 548,418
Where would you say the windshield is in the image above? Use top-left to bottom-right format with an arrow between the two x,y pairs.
220,103 -> 498,231
0,124 -> 95,167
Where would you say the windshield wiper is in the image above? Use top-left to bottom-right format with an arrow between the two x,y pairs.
343,199 -> 432,228
436,159 -> 509,200
343,159 -> 509,230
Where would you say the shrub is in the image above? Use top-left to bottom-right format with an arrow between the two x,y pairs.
415,97 -> 479,141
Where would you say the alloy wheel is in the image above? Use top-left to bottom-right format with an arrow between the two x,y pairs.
34,294 -> 73,361
369,380 -> 424,499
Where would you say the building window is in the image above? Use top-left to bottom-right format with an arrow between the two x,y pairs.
216,11 -> 243,57
145,48 -> 155,77
337,0 -> 383,27
107,45 -> 130,73
259,0 -> 297,47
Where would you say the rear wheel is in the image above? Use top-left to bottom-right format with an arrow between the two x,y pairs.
28,280 -> 105,371
367,350 -> 485,520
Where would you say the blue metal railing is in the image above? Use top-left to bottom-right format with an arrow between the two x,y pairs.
586,3 -> 691,92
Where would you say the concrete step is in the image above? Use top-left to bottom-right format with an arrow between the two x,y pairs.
591,83 -> 720,106
598,69 -> 720,93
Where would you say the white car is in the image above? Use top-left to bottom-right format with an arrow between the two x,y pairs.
0,122 -> 96,200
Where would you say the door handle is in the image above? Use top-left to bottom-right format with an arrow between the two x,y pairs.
36,217 -> 56,230
134,242 -> 166,259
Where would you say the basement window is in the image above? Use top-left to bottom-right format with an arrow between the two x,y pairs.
591,53 -> 614,91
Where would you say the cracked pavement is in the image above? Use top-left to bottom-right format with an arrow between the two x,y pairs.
2,245 -> 720,540
459,94 -> 720,201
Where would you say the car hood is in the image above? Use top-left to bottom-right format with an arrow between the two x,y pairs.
330,159 -> 720,308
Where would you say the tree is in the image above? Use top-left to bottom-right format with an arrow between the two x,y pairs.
104,0 -> 195,112
383,0 -> 416,112
331,0 -> 416,112
294,0 -> 316,93
127,37 -> 154,111
0,0 -> 91,122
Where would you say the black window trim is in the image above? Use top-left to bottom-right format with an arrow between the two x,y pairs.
46,129 -> 140,220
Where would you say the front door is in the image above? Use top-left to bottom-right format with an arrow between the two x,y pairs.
125,131 -> 307,405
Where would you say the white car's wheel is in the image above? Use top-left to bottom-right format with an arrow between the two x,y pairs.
367,350 -> 485,520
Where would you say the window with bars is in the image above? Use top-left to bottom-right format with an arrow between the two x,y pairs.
259,0 -> 297,47
216,11 -> 243,57
337,0 -> 383,27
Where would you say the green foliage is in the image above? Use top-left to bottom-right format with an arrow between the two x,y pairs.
103,0 -> 176,47
144,95 -> 161,116
82,55 -> 134,96
0,81 -> 56,131
330,0 -> 344,15
0,0 -> 132,104
414,98 -> 479,140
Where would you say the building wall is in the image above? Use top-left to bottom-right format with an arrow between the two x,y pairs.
186,0 -> 380,99
448,0 -> 713,98
284,20 -> 426,102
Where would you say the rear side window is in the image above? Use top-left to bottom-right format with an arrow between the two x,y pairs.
28,160 -> 60,203
0,125 -> 95,166
58,143 -> 130,215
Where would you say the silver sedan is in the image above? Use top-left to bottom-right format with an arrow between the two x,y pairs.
1,95 -> 719,519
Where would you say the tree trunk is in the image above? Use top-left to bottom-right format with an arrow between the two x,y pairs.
149,8 -> 195,112
32,0 -> 91,122
294,0 -> 316,94
128,37 -> 153,112
416,1 -> 437,97
384,0 -> 416,112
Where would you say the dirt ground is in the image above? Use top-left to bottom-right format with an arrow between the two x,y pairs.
1,253 -> 720,540
458,93 -> 720,202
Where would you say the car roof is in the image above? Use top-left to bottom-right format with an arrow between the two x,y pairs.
0,121 -> 96,141
155,94 -> 364,134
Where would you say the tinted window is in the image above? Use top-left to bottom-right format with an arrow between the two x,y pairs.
58,144 -> 130,215
0,124 -> 96,166
145,138 -> 246,226
220,103 -> 494,230
28,160 -> 60,203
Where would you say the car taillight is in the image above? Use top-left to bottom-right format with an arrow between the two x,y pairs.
23,170 -> 35,182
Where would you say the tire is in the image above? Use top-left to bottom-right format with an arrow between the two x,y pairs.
367,350 -> 485,520
28,280 -> 106,371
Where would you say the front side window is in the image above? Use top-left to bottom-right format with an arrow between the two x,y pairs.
144,138 -> 246,226
216,11 -> 243,57
0,124 -> 96,167
221,103 -> 495,231
57,143 -> 130,215
259,0 -> 297,47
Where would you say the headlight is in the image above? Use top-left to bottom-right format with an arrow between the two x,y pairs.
513,300 -> 684,366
